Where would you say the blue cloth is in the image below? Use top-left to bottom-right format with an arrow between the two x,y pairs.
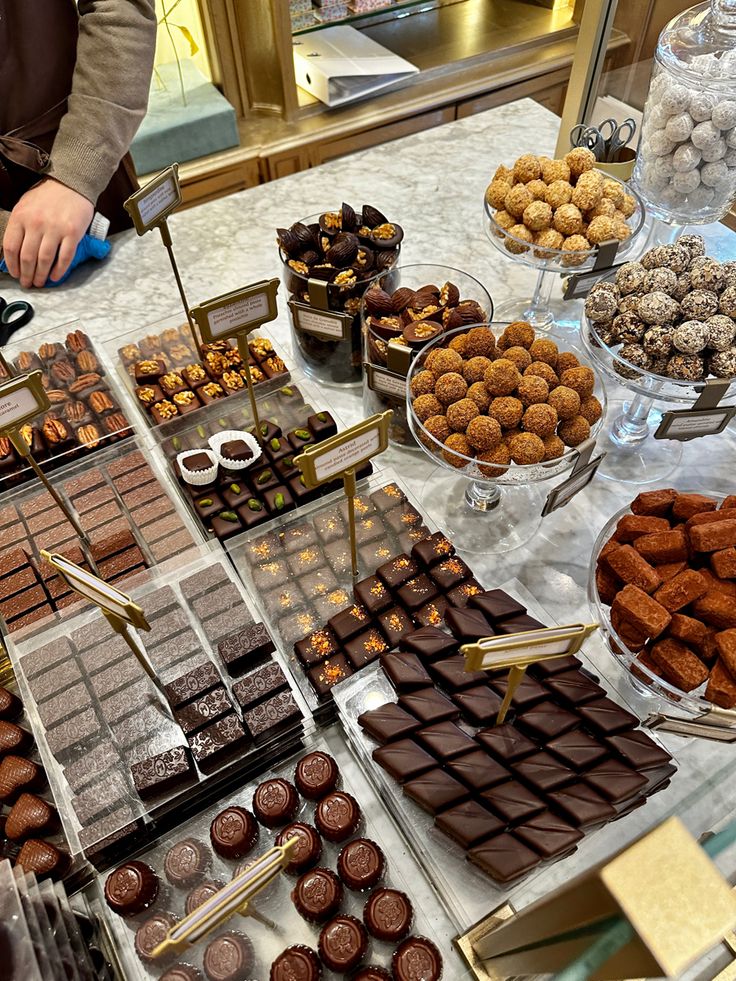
0,234 -> 110,286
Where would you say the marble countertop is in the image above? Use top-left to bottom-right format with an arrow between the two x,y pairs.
2,98 -> 736,973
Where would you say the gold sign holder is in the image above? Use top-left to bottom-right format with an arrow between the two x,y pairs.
0,372 -> 89,543
462,622 -> 599,725
294,411 -> 392,578
124,164 -> 200,351
190,279 -> 280,448
40,550 -> 165,701
151,838 -> 297,959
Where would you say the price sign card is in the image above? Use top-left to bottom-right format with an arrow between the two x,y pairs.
288,299 -> 352,342
295,412 -> 392,488
124,165 -> 183,234
364,363 -> 407,402
655,378 -> 734,442
192,280 -> 280,344
461,623 -> 599,672
40,551 -> 150,631
541,437 -> 603,517
0,372 -> 49,434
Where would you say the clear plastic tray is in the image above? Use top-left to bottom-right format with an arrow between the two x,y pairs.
8,545 -> 314,861
89,729 -> 464,980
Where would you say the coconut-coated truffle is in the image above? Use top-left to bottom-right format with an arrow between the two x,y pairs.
448,333 -> 468,355
484,359 -> 521,396
493,210 -> 515,236
514,153 -> 542,183
464,327 -> 496,358
504,184 -> 534,219
526,179 -> 548,201
529,338 -> 559,368
553,203 -> 584,236
564,146 -> 597,179
706,315 -> 736,351
425,347 -> 463,377
499,322 -> 535,350
463,356 -> 492,384
579,395 -> 603,425
523,201 -> 553,231
466,382 -> 491,412
558,415 -> 591,446
548,385 -> 581,420
541,158 -> 571,184
412,394 -> 442,422
424,414 -> 451,444
588,198 -> 616,219
506,224 -> 534,254
673,320 -> 709,354
667,353 -> 705,380
542,434 -> 565,461
477,444 -> 511,477
545,180 -> 573,210
709,347 -> 736,378
524,361 -> 559,388
488,396 -> 523,430
466,415 -> 502,451
486,179 -> 513,209
493,163 -> 515,184
560,366 -> 595,398
446,398 -> 480,432
522,403 -> 558,437
410,370 -> 436,397
509,432 -> 545,464
561,235 -> 592,264
502,346 -> 533,372
434,371 -> 468,405
443,433 -> 472,468
556,351 -> 580,374
517,375 -> 549,406
572,177 -> 603,213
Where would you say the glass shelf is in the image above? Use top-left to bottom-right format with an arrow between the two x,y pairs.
291,0 -> 453,36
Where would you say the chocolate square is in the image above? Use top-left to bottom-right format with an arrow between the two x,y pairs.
344,627 -> 389,670
469,589 -> 527,623
243,690 -> 301,744
378,607 -> 414,648
165,662 -> 221,709
294,628 -> 338,668
404,768 -> 469,815
130,745 -> 194,798
307,655 -> 353,698
188,713 -> 250,770
218,623 -> 275,676
372,738 -> 436,783
175,686 -> 233,735
232,661 -> 288,710
436,800 -> 504,849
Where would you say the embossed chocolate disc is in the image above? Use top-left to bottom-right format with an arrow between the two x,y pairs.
337,837 -> 385,890
104,860 -> 159,916
314,790 -> 360,842
392,936 -> 443,981
164,838 -> 209,887
364,887 -> 413,941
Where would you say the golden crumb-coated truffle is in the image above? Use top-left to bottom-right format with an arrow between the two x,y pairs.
545,180 -> 573,210
505,224 -> 533,254
553,203 -> 584,236
484,358 -> 521,396
542,434 -> 565,461
517,374 -> 549,406
448,333 -> 468,355
443,433 -> 472,468
547,385 -> 581,420
579,395 -> 603,425
447,398 -> 480,433
434,371 -> 468,406
560,365 -> 595,398
493,163 -> 515,184
509,432 -> 545,465
565,146 -> 597,179
558,414 -> 591,446
493,210 -> 516,236
522,403 -> 558,438
571,169 -> 604,212
523,201 -> 553,232
561,235 -> 592,265
504,184 -> 534,219
533,228 -> 565,259
588,197 -> 616,219
425,347 -> 463,377
464,326 -> 496,359
410,369 -> 436,397
601,178 -> 625,210
529,338 -> 559,368
524,361 -> 559,388
413,394 -> 443,422
466,382 -> 491,413
620,193 -> 636,219
541,158 -> 571,184
477,444 -> 511,477
466,415 -> 502,452
424,414 -> 451,444
612,216 -> 631,241
526,179 -> 548,201
463,356 -> 493,384
587,215 -> 617,245
489,396 -> 524,430
502,345 -> 533,372
486,179 -> 513,210
500,321 -> 535,350
513,153 -> 542,183
556,351 -> 580,374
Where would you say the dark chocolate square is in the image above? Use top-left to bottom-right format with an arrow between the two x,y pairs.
232,661 -> 288,710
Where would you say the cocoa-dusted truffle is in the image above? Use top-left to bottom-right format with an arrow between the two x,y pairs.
542,434 -> 565,461
434,372 -> 467,406
443,433 -> 472,468
410,370 -> 436,397
489,397 -> 523,430
463,356 -> 492,384
528,338 -> 558,368
517,375 -> 549,406
556,351 -> 580,374
560,366 -> 595,398
509,432 -> 545,464
424,415 -> 451,444
667,353 -> 705,380
477,444 -> 511,477
524,361 -> 559,388
464,327 -> 496,358
412,394 -> 443,422
466,416 -> 502,451
466,383 -> 490,412
558,415 -> 591,446
547,385 -> 580,420
484,359 -> 521,396
502,346 -> 532,372
673,320 -> 709,354
579,395 -> 603,425
500,321 -> 535,349
553,203 -> 584,236
522,403 -> 558,437
425,348 -> 463,377
447,399 -> 479,432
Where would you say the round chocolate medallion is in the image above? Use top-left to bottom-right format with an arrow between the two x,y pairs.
276,822 -> 322,873
203,931 -> 254,981
164,838 -> 210,888
314,790 -> 361,842
392,936 -> 443,981
294,751 -> 339,800
363,887 -> 413,942
210,806 -> 258,859
337,837 -> 385,891
291,867 -> 343,923
269,944 -> 321,981
318,914 -> 368,973
252,778 -> 299,828
104,860 -> 159,916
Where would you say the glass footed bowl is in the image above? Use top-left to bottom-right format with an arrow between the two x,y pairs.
588,494 -> 735,720
482,174 -> 646,274
406,322 -> 608,554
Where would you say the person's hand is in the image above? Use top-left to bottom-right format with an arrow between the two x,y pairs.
2,178 -> 94,288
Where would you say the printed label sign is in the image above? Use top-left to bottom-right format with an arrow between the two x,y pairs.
294,412 -> 392,489
192,280 -> 280,343
541,455 -> 603,516
365,364 -> 406,401
289,300 -> 352,341
314,429 -> 380,483
125,165 -> 182,234
41,551 -> 149,630
655,407 -> 735,441
0,372 -> 49,434
461,623 -> 599,671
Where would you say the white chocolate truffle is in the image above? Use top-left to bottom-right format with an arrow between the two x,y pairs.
691,120 -> 721,150
648,131 -> 676,156
672,143 -> 701,172
664,112 -> 694,142
701,160 -> 730,187
688,185 -> 716,209
659,82 -> 691,114
673,170 -> 701,194
647,103 -> 672,129
712,101 -> 736,130
701,138 -> 727,162
688,92 -> 717,122
673,319 -> 709,353
706,315 -> 736,351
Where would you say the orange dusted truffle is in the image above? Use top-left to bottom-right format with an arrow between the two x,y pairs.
529,338 -> 559,368
558,415 -> 591,446
434,371 -> 468,406
564,146 -> 597,179
489,396 -> 524,429
502,345 -> 533,372
465,327 -> 496,358
545,180 -> 573,210
560,366 -> 595,398
556,351 -> 580,374
443,433 -> 472,468
484,359 -> 521,396
542,433 -> 565,461
506,225 -> 533,254
548,385 -> 581,420
509,432 -> 545,464
524,361 -> 559,388
463,356 -> 492,384
579,395 -> 603,424
425,347 -> 463,377
513,153 -> 542,183
486,179 -> 513,209
466,382 -> 491,412
553,203 -> 584,236
448,333 -> 468,355
523,201 -> 553,232
447,398 -> 480,432
527,179 -> 548,201
477,444 -> 511,477
541,158 -> 571,184
504,184 -> 534,219
466,415 -> 502,452
424,414 -> 450,444
412,394 -> 443,422
500,321 -> 535,350
410,369 -> 436,397
517,374 -> 549,406
523,403 -> 558,438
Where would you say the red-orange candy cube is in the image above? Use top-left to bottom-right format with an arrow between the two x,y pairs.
704,659 -> 736,708
651,637 -> 709,692
605,545 -> 662,594
615,515 -> 671,543
712,548 -> 736,580
672,493 -> 718,522
653,569 -> 708,612
630,488 -> 676,516
692,590 -> 736,629
611,585 -> 671,640
715,629 -> 736,677
689,518 -> 736,553
634,529 -> 688,565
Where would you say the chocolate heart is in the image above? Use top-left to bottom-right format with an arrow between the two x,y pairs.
0,720 -> 32,757
0,686 -> 23,721
15,839 -> 69,880
0,755 -> 44,803
6,792 -> 59,841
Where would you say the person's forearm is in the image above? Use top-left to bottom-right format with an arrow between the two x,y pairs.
48,0 -> 157,204
0,209 -> 10,262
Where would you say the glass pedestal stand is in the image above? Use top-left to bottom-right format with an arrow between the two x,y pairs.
491,269 -> 582,332
599,395 -> 683,484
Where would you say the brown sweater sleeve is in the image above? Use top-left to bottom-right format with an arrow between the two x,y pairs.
46,0 -> 157,204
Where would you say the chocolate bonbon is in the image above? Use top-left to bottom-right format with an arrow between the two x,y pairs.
164,838 -> 210,887
292,867 -> 343,923
318,914 -> 368,973
364,887 -> 413,942
392,936 -> 443,981
252,778 -> 299,828
270,946 -> 321,981
203,931 -> 254,981
337,837 -> 385,890
314,790 -> 361,842
104,861 -> 159,916
294,751 -> 339,800
210,807 -> 258,859
276,822 -> 322,874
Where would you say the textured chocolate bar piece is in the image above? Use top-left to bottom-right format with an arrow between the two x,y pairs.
165,662 -> 221,709
232,662 -> 288,711
243,690 -> 301,743
130,745 -> 194,797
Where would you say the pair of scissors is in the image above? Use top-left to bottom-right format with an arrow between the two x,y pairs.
570,118 -> 637,163
0,296 -> 34,345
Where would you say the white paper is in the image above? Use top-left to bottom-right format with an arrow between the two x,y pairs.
314,428 -> 380,482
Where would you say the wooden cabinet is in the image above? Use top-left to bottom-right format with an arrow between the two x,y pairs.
306,107 -> 456,166
456,68 -> 571,119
